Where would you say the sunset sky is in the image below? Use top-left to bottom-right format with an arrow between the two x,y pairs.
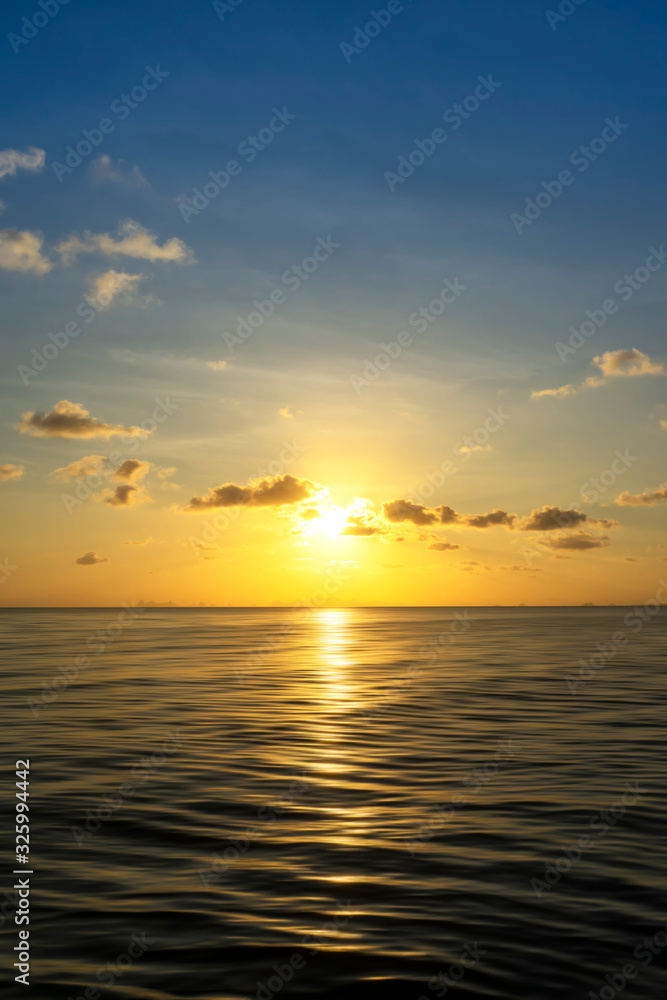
1,0 -> 666,606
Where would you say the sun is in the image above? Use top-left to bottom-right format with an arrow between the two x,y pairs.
307,505 -> 350,539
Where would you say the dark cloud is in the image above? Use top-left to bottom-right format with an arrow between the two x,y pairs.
17,400 -> 148,439
428,542 -> 462,551
75,551 -> 108,565
341,515 -> 384,537
104,484 -> 149,507
113,459 -> 150,482
542,533 -> 610,551
383,499 -> 439,526
184,474 -> 316,512
463,509 -> 515,529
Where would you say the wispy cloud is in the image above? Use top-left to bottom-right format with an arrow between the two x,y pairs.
85,269 -> 157,311
532,348 -> 664,399
57,219 -> 195,265
0,463 -> 25,481
89,156 -> 149,188
0,147 -> 45,180
615,483 -> 667,506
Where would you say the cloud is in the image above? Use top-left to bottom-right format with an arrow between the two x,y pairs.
383,499 -> 441,526
594,348 -> 664,378
75,551 -> 109,566
113,459 -> 150,482
500,565 -> 542,572
16,401 -> 151,440
531,384 -> 576,400
278,406 -> 294,419
341,514 -> 385,536
661,420 -> 667,431
615,484 -> 667,506
0,147 -> 45,180
455,443 -> 493,455
50,454 -> 109,480
90,156 -> 149,187
123,537 -> 153,546
156,467 -> 182,491
206,360 -> 227,371
85,269 -> 157,311
428,541 -> 462,551
184,474 -> 316,512
104,484 -> 150,507
383,499 -> 512,529
542,532 -> 610,551
532,348 -> 664,399
0,229 -> 52,273
57,219 -> 195,265
463,509 -> 515,529
0,463 -> 24,481
299,507 -> 320,520
517,506 -> 589,531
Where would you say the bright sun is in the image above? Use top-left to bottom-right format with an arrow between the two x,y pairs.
307,505 -> 349,539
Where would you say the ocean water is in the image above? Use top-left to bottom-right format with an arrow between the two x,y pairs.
1,606 -> 666,1000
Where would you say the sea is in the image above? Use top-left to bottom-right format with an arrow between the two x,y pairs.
0,606 -> 665,1000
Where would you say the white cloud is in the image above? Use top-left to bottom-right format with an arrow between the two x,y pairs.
57,219 -> 195,265
0,229 -> 52,273
85,269 -> 158,311
90,156 -> 149,187
0,147 -> 45,180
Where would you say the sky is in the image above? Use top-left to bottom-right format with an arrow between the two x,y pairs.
1,0 -> 666,607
